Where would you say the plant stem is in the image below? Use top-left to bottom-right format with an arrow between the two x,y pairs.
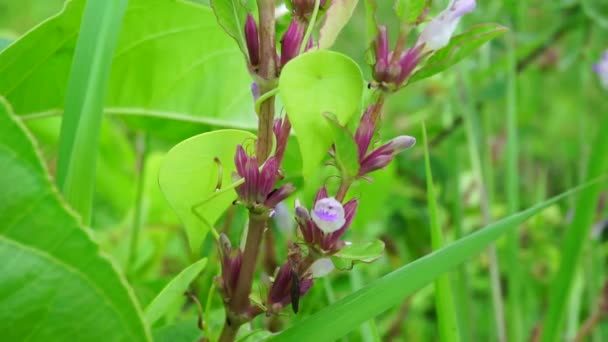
336,178 -> 352,202
127,133 -> 148,277
299,0 -> 320,54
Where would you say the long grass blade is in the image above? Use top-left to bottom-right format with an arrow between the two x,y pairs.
269,179 -> 604,342
56,0 -> 128,223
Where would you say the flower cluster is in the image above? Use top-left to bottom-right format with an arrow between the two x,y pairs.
372,0 -> 476,88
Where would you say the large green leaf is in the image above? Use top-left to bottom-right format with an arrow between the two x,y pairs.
0,0 -> 255,134
409,24 -> 508,83
0,97 -> 150,341
279,50 -> 363,178
145,259 -> 208,325
158,129 -> 256,252
268,181 -> 601,341
318,0 -> 359,49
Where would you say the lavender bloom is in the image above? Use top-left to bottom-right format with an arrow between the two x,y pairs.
281,19 -> 306,67
234,145 -> 294,208
593,50 -> 608,89
296,188 -> 358,253
418,0 -> 476,51
358,135 -> 416,176
311,197 -> 346,233
244,14 -> 260,67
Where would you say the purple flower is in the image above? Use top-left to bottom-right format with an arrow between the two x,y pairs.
234,145 -> 294,208
418,0 -> 476,51
244,14 -> 260,67
281,19 -> 306,67
358,135 -> 416,176
219,234 -> 242,299
267,262 -> 313,312
372,26 -> 424,86
593,50 -> 608,89
295,187 -> 358,253
354,105 -> 376,159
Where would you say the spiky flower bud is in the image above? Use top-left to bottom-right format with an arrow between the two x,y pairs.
244,14 -> 260,67
281,19 -> 306,67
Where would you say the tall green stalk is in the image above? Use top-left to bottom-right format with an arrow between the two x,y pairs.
423,122 -> 460,342
56,0 -> 128,224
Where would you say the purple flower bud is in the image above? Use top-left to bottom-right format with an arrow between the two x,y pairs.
259,157 -> 279,200
267,263 -> 313,312
373,26 -> 390,83
354,105 -> 376,160
265,183 -> 296,208
389,135 -> 417,151
312,197 -> 346,233
594,50 -> 608,89
234,145 -> 287,208
397,45 -> 424,84
418,0 -> 476,51
245,14 -> 260,66
273,117 -> 291,164
359,154 -> 393,175
219,234 -> 242,298
281,19 -> 306,67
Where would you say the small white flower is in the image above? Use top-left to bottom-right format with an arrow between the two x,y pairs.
308,258 -> 335,278
593,50 -> 608,89
418,0 -> 476,51
311,197 -> 345,233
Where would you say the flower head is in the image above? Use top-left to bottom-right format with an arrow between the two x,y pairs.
418,0 -> 476,51
372,26 -> 424,87
296,187 -> 358,252
234,145 -> 294,208
593,50 -> 608,89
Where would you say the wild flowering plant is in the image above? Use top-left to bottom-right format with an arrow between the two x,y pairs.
201,1 -> 493,340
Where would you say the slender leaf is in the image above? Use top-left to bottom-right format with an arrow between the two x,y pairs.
145,259 -> 208,325
0,97 -> 150,341
410,24 -> 508,83
210,0 -> 249,53
269,181 -> 602,341
422,122 -> 459,342
318,0 -> 359,49
56,0 -> 128,223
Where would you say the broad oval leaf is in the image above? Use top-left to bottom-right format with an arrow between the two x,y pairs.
0,0 -> 255,135
159,129 -> 256,251
279,50 -> 363,178
145,258 -> 208,325
0,97 -> 150,341
409,23 -> 508,83
318,0 -> 359,49
269,180 -> 600,342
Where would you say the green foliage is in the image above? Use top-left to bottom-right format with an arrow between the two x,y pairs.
158,130 -> 256,252
394,0 -> 428,23
318,0 -> 359,49
324,113 -> 360,178
333,240 -> 385,263
279,50 -> 364,178
0,97 -> 150,341
410,24 -> 508,83
270,182 -> 600,342
583,0 -> 608,28
210,0 -> 251,54
56,0 -> 128,224
145,259 -> 208,325
0,0 -> 254,136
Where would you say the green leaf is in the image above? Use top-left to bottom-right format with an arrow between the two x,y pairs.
422,122 -> 459,342
0,97 -> 150,341
318,0 -> 359,49
279,50 -> 363,178
153,319 -> 204,342
210,0 -> 250,54
0,0 -> 255,135
56,0 -> 128,224
145,259 -> 208,325
334,240 -> 385,263
540,115 -> 608,342
159,129 -> 256,251
582,0 -> 608,28
268,180 -> 602,342
394,0 -> 427,23
324,113 -> 360,177
409,23 -> 508,83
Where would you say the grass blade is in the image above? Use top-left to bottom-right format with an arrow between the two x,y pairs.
422,122 -> 460,341
56,0 -> 128,223
539,115 -> 608,342
269,180 -> 603,342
